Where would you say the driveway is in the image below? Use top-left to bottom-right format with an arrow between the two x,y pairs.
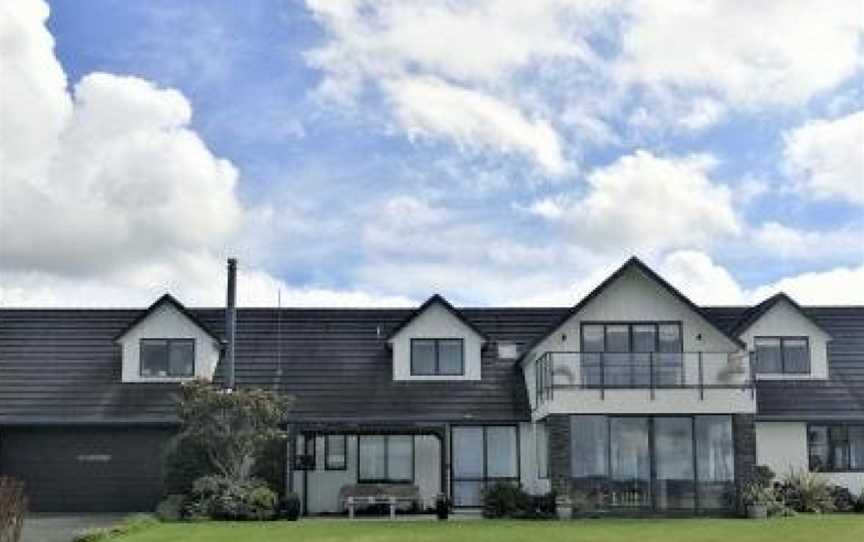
22,514 -> 126,542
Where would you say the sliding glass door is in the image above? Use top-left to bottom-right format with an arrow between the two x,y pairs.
451,425 -> 518,507
570,415 -> 734,512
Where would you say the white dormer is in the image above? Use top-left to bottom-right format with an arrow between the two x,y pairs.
736,293 -> 832,380
387,295 -> 486,381
114,294 -> 222,383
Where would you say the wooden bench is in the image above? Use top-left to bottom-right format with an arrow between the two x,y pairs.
338,484 -> 421,519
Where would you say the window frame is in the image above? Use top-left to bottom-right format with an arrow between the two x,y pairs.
294,433 -> 317,470
356,434 -> 415,483
450,424 -> 521,508
754,336 -> 811,375
324,434 -> 347,471
139,338 -> 195,378
807,423 -> 864,473
409,338 -> 465,376
580,322 -> 684,354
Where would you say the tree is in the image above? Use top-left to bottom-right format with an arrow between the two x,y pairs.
172,380 -> 293,483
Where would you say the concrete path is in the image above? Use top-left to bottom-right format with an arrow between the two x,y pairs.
22,514 -> 126,542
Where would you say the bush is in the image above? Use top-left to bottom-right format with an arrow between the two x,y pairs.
856,490 -> 864,513
162,436 -> 212,496
481,482 -> 556,519
775,470 -> 835,513
0,476 -> 27,542
155,494 -> 186,522
752,465 -> 775,488
186,475 -> 278,521
281,492 -> 301,521
830,485 -> 857,513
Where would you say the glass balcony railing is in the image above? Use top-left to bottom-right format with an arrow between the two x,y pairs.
534,351 -> 754,404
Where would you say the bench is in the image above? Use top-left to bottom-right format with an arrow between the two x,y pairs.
338,484 -> 421,519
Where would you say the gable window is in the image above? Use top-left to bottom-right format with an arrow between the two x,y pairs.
358,435 -> 414,483
325,434 -> 347,470
808,424 -> 864,472
754,337 -> 810,374
410,338 -> 464,376
580,323 -> 683,387
140,339 -> 194,377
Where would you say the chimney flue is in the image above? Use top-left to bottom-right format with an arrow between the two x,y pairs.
225,258 -> 237,390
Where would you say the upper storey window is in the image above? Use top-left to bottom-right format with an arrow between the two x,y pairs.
140,338 -> 195,378
754,337 -> 809,375
411,338 -> 464,376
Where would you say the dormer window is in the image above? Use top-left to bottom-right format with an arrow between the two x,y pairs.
754,336 -> 809,375
410,338 -> 464,376
140,339 -> 195,378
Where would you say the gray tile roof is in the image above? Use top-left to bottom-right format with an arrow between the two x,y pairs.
1,304 -> 862,425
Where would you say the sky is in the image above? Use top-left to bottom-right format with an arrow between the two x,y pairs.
0,0 -> 862,308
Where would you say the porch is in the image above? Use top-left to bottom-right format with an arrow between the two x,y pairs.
286,421 -> 547,515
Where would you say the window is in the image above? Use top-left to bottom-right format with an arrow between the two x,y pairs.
809,424 -> 864,472
754,337 -> 810,375
452,425 -> 519,507
410,338 -> 464,376
325,434 -> 347,470
580,323 -> 683,387
358,435 -> 414,482
294,433 -> 316,470
569,415 -> 734,512
140,339 -> 194,377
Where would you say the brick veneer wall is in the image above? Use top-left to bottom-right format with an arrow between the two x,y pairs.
547,414 -> 572,495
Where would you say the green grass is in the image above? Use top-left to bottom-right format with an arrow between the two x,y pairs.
111,516 -> 864,542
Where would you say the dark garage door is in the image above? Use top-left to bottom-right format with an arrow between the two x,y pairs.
0,427 -> 174,512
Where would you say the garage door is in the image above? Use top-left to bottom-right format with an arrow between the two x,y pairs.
0,427 -> 174,512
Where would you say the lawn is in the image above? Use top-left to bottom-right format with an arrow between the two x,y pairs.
113,516 -> 864,542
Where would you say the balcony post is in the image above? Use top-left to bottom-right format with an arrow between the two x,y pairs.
600,353 -> 605,400
698,351 -> 704,401
649,352 -> 655,401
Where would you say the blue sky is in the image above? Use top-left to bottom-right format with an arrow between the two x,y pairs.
1,0 -> 862,307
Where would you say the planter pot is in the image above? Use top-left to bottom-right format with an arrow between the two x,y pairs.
435,495 -> 449,520
747,504 -> 768,519
555,496 -> 573,520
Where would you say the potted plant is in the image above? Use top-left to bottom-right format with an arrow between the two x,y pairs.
282,492 -> 301,521
435,493 -> 450,520
742,482 -> 773,519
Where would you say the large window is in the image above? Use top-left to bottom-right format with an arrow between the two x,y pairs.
452,425 -> 518,507
809,424 -> 864,472
325,434 -> 347,470
581,323 -> 683,387
411,338 -> 464,376
140,339 -> 194,377
754,337 -> 810,375
358,435 -> 414,482
569,415 -> 734,512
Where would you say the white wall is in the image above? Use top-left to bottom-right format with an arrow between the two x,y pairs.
296,435 -> 442,514
756,421 -> 864,494
520,422 -> 551,495
738,299 -> 831,380
389,302 -> 485,381
117,303 -> 221,383
522,266 -> 749,418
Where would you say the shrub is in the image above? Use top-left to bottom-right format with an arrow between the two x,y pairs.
481,482 -> 556,519
162,436 -> 212,496
751,465 -> 775,488
281,492 -> 301,521
856,490 -> 864,513
776,470 -> 835,513
155,494 -> 186,522
482,482 -> 527,518
830,485 -> 857,513
186,475 -> 278,521
0,476 -> 27,542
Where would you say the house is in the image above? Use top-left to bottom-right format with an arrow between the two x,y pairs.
0,256 -> 862,515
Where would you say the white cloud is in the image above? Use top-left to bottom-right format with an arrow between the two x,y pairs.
531,150 -> 741,253
618,0 -> 864,108
657,250 -> 864,305
783,110 -> 864,205
0,0 -> 417,309
678,98 -> 726,131
751,222 -> 864,261
384,77 -> 567,174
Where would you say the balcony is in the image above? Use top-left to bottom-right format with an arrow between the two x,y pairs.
533,351 -> 756,415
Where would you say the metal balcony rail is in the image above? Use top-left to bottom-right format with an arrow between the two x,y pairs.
534,351 -> 754,404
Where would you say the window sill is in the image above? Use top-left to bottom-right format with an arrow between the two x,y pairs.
755,373 -> 820,381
